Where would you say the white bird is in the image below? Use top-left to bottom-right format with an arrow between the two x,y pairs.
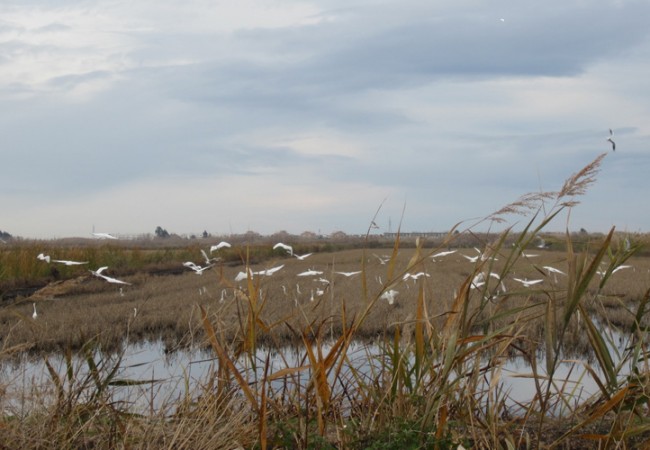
90,266 -> 131,285
521,252 -> 539,258
37,253 -> 51,263
513,277 -> 543,288
403,272 -> 430,281
613,264 -> 633,274
92,232 -> 118,240
220,289 -> 226,303
183,261 -> 214,275
373,254 -> 390,265
543,266 -> 566,276
297,268 -> 323,277
32,303 -> 38,319
335,271 -> 362,277
431,250 -> 456,260
462,254 -> 480,263
273,242 -> 293,255
380,289 -> 399,305
234,270 -> 250,282
200,249 -> 220,265
471,273 -> 486,289
210,241 -> 231,253
607,128 -> 616,151
52,259 -> 89,266
254,264 -> 285,276
294,252 -> 313,261
537,238 -> 550,249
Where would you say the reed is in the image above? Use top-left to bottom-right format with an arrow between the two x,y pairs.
3,152 -> 650,448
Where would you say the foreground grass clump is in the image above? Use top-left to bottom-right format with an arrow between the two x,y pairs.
3,152 -> 650,449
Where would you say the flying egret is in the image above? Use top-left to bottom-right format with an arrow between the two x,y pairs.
37,253 -> 51,263
32,303 -> 38,319
543,266 -> 566,276
373,254 -> 390,265
210,241 -> 231,253
200,249 -> 221,265
183,261 -> 214,275
613,264 -> 633,274
294,252 -> 313,261
607,129 -> 616,151
403,272 -> 430,281
380,289 -> 399,305
52,259 -> 89,266
92,232 -> 118,240
254,264 -> 285,276
273,242 -> 293,255
513,277 -> 543,288
462,254 -> 480,263
90,266 -> 131,285
297,268 -> 323,277
335,271 -> 361,277
431,250 -> 456,260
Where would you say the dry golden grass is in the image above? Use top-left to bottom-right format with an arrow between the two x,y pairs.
2,245 -> 649,358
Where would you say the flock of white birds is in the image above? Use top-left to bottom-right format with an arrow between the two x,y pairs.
31,236 -> 635,319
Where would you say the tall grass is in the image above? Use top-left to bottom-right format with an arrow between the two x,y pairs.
3,152 -> 650,448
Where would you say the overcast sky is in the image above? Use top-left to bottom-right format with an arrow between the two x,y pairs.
2,0 -> 649,239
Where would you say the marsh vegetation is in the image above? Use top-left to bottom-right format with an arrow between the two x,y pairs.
2,152 -> 650,449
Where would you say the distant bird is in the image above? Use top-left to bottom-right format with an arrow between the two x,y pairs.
52,259 -> 89,266
403,272 -> 430,281
294,252 -> 313,261
470,273 -> 486,289
335,271 -> 361,277
90,266 -> 131,285
373,254 -> 390,265
431,250 -> 456,260
254,264 -> 285,276
537,238 -> 549,249
499,18 -> 505,22
370,221 -> 379,229
37,253 -> 51,263
521,252 -> 539,258
607,129 -> 616,151
513,277 -> 543,288
210,241 -> 231,253
297,268 -> 323,277
32,302 -> 38,319
92,232 -> 118,240
380,289 -> 399,305
234,270 -> 250,282
462,254 -> 480,263
183,261 -> 214,275
200,249 -> 220,265
220,289 -> 226,303
543,266 -> 566,276
612,264 -> 633,274
273,242 -> 293,255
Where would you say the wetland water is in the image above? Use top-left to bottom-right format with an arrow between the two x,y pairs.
2,329 -> 633,418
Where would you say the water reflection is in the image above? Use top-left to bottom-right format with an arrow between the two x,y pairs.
0,330 -> 636,418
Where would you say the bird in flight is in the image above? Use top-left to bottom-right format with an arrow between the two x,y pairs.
183,261 -> 214,275
90,266 -> 131,285
210,242 -> 231,253
513,277 -> 543,288
273,242 -> 293,255
335,270 -> 361,277
607,129 -> 616,151
294,252 -> 313,261
92,232 -> 118,240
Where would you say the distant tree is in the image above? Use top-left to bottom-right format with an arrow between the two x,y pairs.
579,227 -> 588,234
202,230 -> 209,238
155,226 -> 170,238
0,230 -> 11,241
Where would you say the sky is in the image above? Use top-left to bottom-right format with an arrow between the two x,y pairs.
1,0 -> 649,239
